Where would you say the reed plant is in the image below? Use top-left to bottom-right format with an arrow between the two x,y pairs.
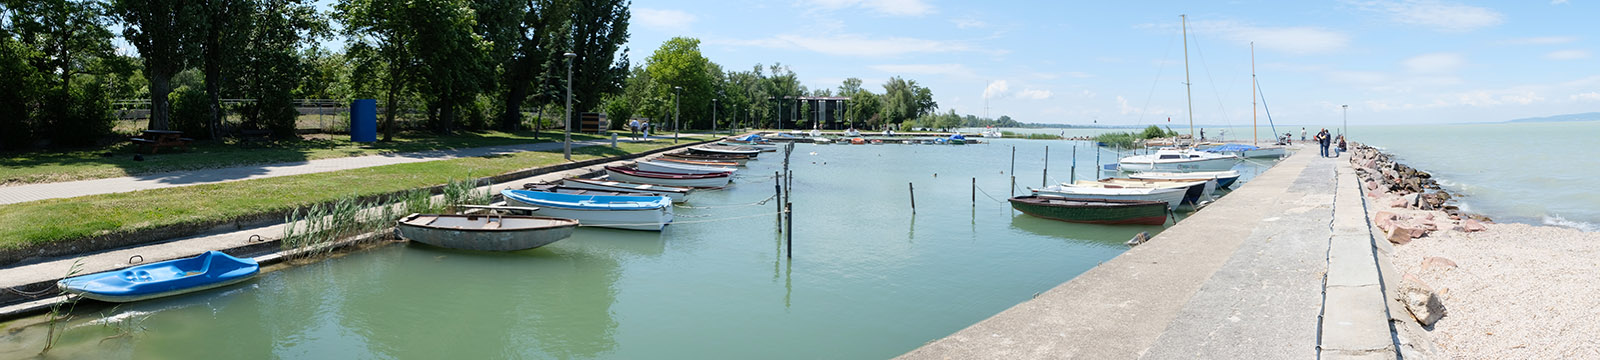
278,178 -> 494,259
42,260 -> 84,354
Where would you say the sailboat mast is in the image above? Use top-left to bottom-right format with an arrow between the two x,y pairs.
1181,14 -> 1194,144
1252,42 -> 1258,147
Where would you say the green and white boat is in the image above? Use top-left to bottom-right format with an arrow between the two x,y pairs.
1008,196 -> 1169,225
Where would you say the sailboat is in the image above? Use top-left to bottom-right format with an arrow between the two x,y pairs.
1119,15 -> 1241,172
1207,42 -> 1287,159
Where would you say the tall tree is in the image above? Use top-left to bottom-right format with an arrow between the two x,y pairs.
341,0 -> 418,141
643,37 -> 715,131
491,0 -> 565,131
230,0 -> 323,137
564,0 -> 629,129
197,0 -> 248,139
409,0 -> 485,135
112,0 -> 202,131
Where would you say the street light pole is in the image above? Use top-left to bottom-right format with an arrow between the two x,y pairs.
1342,104 -> 1349,137
712,98 -> 718,135
672,86 -> 682,144
563,52 -> 576,161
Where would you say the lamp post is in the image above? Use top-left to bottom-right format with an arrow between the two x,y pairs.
672,86 -> 682,144
712,98 -> 718,135
563,52 -> 576,161
1341,104 -> 1348,137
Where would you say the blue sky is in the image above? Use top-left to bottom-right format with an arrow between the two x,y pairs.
624,0 -> 1598,126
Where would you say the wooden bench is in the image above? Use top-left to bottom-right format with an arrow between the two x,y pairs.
131,130 -> 192,154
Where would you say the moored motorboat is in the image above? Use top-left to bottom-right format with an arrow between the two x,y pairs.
948,134 -> 967,145
636,160 -> 737,175
57,251 -> 259,303
663,152 -> 751,165
1088,178 -> 1215,205
689,145 -> 762,156
1117,148 -> 1240,172
1129,170 -> 1242,189
1030,185 -> 1187,210
396,213 -> 580,251
654,157 -> 741,167
561,177 -> 691,203
1008,196 -> 1169,225
501,189 -> 674,231
604,166 -> 732,188
522,183 -> 661,198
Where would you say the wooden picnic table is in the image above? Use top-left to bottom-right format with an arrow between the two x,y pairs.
130,129 -> 193,154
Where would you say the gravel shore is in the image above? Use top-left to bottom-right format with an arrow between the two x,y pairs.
1351,144 -> 1600,359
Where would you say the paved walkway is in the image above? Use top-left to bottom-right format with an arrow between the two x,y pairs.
0,138 -> 652,205
900,148 -> 1399,359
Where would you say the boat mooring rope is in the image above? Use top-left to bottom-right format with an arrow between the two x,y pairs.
673,194 -> 779,209
974,185 -> 1010,203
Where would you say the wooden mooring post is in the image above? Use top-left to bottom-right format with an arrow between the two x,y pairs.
775,171 -> 783,227
1071,145 -> 1077,183
908,182 -> 916,214
971,177 -> 976,207
1043,146 -> 1049,187
785,202 -> 793,258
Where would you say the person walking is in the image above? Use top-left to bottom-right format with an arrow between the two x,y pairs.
642,120 -> 650,139
628,118 -> 640,140
1301,128 -> 1307,142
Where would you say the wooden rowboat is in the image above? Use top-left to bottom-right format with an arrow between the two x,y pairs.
1008,196 -> 1169,225
57,251 -> 259,302
397,213 -> 580,251
501,190 -> 674,231
604,166 -> 731,188
663,152 -> 752,165
561,177 -> 691,203
654,157 -> 741,167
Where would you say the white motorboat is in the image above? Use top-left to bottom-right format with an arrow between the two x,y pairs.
1129,170 -> 1242,189
636,160 -> 737,175
1202,144 -> 1287,159
1030,185 -> 1187,210
1117,148 -> 1241,172
689,145 -> 762,156
1085,178 -> 1216,205
501,190 -> 674,231
560,178 -> 691,203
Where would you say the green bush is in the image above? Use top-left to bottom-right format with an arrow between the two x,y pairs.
168,85 -> 213,140
47,81 -> 115,147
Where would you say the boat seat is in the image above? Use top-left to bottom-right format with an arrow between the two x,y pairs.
484,219 -> 502,229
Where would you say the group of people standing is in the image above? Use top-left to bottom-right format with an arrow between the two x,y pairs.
1311,128 -> 1346,158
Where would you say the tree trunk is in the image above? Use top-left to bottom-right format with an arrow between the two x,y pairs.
381,72 -> 401,142
204,12 -> 223,140
440,96 -> 455,135
501,77 -> 529,132
148,72 -> 174,130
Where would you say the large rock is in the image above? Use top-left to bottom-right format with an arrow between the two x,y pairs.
1421,257 -> 1458,271
1375,211 -> 1400,232
1399,273 -> 1446,326
1460,219 -> 1487,232
1387,226 -> 1417,245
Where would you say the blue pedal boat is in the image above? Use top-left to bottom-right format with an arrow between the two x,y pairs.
57,251 -> 260,302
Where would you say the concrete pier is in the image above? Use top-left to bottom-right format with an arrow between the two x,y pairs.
900,147 -> 1399,359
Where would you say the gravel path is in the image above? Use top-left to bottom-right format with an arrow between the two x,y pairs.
1387,214 -> 1600,358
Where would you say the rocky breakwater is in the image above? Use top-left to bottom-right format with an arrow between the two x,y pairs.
1347,143 -> 1489,246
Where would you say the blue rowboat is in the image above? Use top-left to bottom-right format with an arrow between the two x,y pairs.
502,189 -> 674,231
57,251 -> 259,302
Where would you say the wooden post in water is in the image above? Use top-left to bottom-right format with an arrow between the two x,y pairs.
775,171 -> 783,227
1043,146 -> 1049,187
785,202 -> 793,258
908,182 -> 916,214
1071,145 -> 1077,183
1010,146 -> 1016,196
971,177 -> 976,207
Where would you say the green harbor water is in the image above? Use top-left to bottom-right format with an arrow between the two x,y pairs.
2,139 -> 1279,359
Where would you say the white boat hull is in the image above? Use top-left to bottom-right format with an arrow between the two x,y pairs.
1118,155 -> 1239,172
1030,186 -> 1187,210
561,178 -> 690,203
504,198 -> 674,231
636,160 -> 737,175
1240,147 -> 1287,158
397,215 -> 579,251
606,169 -> 731,188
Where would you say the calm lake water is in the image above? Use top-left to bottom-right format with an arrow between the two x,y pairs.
1353,121 -> 1600,232
2,139 -> 1279,359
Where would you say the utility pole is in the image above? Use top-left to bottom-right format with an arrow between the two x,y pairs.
673,86 -> 682,143
563,52 -> 576,160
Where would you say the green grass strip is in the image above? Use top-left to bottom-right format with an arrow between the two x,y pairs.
0,137 -> 709,250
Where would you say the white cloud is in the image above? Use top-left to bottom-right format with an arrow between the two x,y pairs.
869,63 -> 975,78
1572,92 -> 1600,101
804,0 -> 934,16
1402,53 -> 1465,73
953,18 -> 987,29
1017,89 -> 1053,100
983,80 -> 1009,99
1551,0 -> 1569,4
634,8 -> 697,31
1545,50 -> 1590,60
1188,21 -> 1350,55
1503,36 -> 1577,45
1327,70 -> 1388,85
723,34 -> 970,57
1066,71 -> 1093,78
1350,0 -> 1503,32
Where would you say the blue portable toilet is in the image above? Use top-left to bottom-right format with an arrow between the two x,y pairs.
350,99 -> 377,142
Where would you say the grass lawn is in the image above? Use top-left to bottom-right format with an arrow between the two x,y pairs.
0,130 -> 621,186
0,136 -> 711,250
